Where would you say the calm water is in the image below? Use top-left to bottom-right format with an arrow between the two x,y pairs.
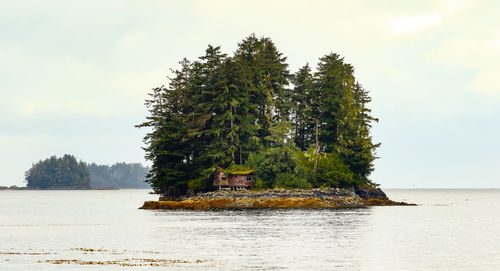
1,189 -> 499,270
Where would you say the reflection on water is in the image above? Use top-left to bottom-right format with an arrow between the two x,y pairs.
1,189 -> 500,270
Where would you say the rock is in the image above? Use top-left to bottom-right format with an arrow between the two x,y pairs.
140,188 -> 415,210
140,188 -> 366,210
140,196 -> 365,210
193,188 -> 357,200
364,198 -> 416,206
355,188 -> 388,200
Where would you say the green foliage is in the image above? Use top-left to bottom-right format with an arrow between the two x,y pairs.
25,155 -> 90,189
275,173 -> 311,189
291,64 -> 316,151
253,177 -> 266,190
86,162 -> 150,188
187,177 -> 205,190
245,153 -> 258,171
316,153 -> 356,188
256,146 -> 296,188
138,34 -> 380,197
312,55 -> 379,184
225,162 -> 253,175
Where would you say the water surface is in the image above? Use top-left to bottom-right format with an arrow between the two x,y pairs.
1,189 -> 499,270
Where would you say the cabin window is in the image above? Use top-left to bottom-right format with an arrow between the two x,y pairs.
222,177 -> 227,180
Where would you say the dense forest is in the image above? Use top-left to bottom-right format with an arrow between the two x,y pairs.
86,162 -> 150,188
25,155 -> 150,189
25,155 -> 91,189
138,34 -> 380,198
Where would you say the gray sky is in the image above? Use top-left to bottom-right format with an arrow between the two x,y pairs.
1,0 -> 499,188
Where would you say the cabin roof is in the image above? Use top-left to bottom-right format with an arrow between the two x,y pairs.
229,169 -> 254,175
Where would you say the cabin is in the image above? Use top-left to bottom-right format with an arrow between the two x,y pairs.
213,169 -> 255,190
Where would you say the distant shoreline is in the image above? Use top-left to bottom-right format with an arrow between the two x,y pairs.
0,186 -> 120,191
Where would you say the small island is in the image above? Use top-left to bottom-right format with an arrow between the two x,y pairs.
25,155 -> 91,189
140,188 -> 413,210
137,34 -> 412,209
19,155 -> 150,190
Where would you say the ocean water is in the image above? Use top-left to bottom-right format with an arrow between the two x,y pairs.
1,189 -> 499,270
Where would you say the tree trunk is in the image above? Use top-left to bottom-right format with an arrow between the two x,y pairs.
314,118 -> 319,172
230,104 -> 235,161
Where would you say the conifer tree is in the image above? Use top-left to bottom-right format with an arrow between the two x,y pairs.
291,64 -> 315,151
136,59 -> 192,198
233,34 -> 290,149
312,53 -> 379,186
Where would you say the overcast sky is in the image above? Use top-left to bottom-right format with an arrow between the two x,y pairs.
1,0 -> 499,188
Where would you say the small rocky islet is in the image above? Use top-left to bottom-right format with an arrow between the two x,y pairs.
140,188 -> 414,210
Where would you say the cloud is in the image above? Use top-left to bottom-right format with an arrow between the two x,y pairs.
443,0 -> 471,13
390,14 -> 442,34
469,68 -> 500,94
426,33 -> 500,98
1,0 -> 500,188
385,0 -> 474,35
487,33 -> 500,49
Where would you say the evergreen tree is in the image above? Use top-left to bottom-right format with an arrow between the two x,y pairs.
136,60 -> 192,198
186,46 -> 230,168
312,53 -> 379,186
341,83 -> 380,185
313,53 -> 355,153
233,34 -> 290,149
291,64 -> 315,151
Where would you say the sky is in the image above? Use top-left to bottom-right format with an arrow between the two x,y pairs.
1,0 -> 499,188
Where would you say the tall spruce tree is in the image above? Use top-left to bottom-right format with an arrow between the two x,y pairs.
233,34 -> 290,149
312,53 -> 379,186
137,59 -> 192,198
185,46 -> 231,171
291,64 -> 315,151
343,83 -> 380,184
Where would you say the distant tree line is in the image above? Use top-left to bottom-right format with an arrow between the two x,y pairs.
25,155 -> 150,189
138,34 -> 380,198
86,162 -> 150,188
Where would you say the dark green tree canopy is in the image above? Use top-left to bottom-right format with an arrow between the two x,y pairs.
25,155 -> 90,189
138,34 -> 380,197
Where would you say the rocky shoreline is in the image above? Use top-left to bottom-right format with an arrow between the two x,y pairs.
140,188 -> 414,210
